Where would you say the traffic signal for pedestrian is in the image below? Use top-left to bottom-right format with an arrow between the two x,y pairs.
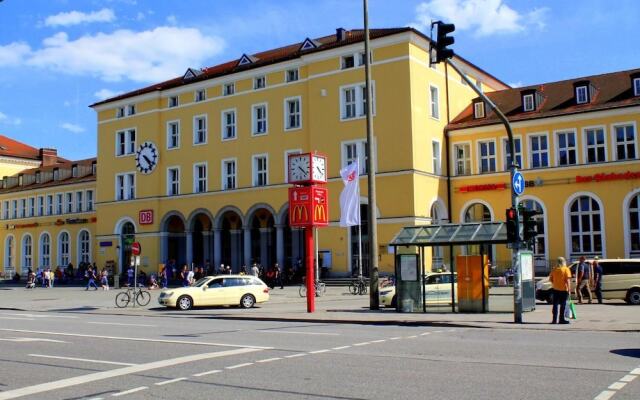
506,207 -> 519,243
433,21 -> 455,63
521,209 -> 542,242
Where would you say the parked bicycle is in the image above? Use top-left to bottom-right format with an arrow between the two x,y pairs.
115,286 -> 151,308
299,280 -> 326,297
348,277 -> 368,295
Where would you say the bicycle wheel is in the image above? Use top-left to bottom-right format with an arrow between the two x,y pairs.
348,281 -> 358,295
136,290 -> 151,306
359,283 -> 368,295
115,292 -> 129,308
316,282 -> 326,297
299,285 -> 307,297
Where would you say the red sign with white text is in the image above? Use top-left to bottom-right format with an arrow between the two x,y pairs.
288,185 -> 329,227
139,209 -> 154,225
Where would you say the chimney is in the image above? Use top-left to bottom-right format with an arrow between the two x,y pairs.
336,28 -> 346,42
39,148 -> 58,167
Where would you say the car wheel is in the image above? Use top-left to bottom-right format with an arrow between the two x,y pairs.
626,289 -> 640,305
177,295 -> 193,310
240,294 -> 256,309
390,295 -> 397,308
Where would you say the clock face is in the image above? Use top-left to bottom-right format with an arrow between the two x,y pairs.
288,154 -> 310,182
135,141 -> 159,174
312,155 -> 327,182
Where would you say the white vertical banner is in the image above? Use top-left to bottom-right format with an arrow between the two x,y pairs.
339,160 -> 360,227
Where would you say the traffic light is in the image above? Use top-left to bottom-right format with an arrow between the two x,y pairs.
433,21 -> 455,63
521,209 -> 543,242
505,207 -> 519,243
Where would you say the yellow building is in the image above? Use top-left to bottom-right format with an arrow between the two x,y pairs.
447,69 -> 640,272
0,153 -> 96,278
90,28 -> 506,277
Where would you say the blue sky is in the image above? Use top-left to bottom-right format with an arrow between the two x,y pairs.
1,0 -> 639,161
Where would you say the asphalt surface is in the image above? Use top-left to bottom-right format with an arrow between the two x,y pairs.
0,284 -> 639,399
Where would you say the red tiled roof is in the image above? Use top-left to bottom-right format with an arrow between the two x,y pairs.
91,27 -> 507,107
448,68 -> 640,130
0,135 -> 40,160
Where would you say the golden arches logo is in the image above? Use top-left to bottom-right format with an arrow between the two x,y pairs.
314,204 -> 326,222
292,205 -> 308,223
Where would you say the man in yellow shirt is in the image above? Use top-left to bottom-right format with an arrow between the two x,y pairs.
549,257 -> 572,324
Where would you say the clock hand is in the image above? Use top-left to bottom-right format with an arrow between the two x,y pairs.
143,155 -> 152,164
298,167 -> 306,174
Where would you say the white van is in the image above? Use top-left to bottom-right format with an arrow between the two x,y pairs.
535,259 -> 640,305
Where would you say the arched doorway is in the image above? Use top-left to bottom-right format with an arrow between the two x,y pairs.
217,209 -> 243,272
463,202 -> 493,262
282,209 -> 305,272
188,211 -> 213,267
162,214 -> 186,267
120,221 -> 135,274
248,208 -> 276,269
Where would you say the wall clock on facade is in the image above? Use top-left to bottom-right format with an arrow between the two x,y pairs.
135,141 -> 159,174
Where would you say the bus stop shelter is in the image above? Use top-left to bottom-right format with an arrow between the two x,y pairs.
389,222 -> 535,313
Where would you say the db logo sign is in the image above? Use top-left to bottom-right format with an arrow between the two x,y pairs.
139,209 -> 154,225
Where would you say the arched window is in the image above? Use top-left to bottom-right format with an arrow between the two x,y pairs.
58,232 -> 70,266
430,202 -> 444,268
629,193 -> 640,257
79,230 -> 91,264
5,236 -> 14,268
40,233 -> 50,268
22,235 -> 32,272
464,203 -> 491,223
569,195 -> 603,257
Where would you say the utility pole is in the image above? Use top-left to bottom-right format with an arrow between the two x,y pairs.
363,0 -> 379,309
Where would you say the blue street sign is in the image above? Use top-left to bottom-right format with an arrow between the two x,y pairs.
512,170 -> 525,196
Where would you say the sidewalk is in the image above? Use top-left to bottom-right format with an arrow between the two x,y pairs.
1,283 -> 638,332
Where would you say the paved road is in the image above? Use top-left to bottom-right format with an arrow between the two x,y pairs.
0,308 -> 638,400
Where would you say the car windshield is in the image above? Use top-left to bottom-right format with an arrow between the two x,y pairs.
193,277 -> 210,287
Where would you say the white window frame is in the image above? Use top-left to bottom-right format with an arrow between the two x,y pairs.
341,54 -> 355,69
28,196 -> 35,217
11,199 -> 17,219
432,140 -> 441,175
65,192 -> 73,214
167,120 -> 180,150
429,85 -> 440,120
611,122 -> 637,161
193,162 -> 208,193
567,194 -> 604,258
576,86 -> 589,104
193,114 -> 208,145
168,96 -> 179,108
37,195 -> 44,216
46,195 -> 53,216
115,172 -> 136,201
452,141 -> 472,176
167,166 -> 180,196
339,81 -> 376,121
284,96 -> 302,131
22,234 -> 32,271
5,235 -> 14,268
285,68 -> 299,83
634,78 -> 640,96
2,200 -> 8,220
284,149 -> 302,183
523,94 -> 535,112
40,232 -> 50,268
127,104 -> 136,116
254,75 -> 266,90
75,191 -> 83,213
221,108 -> 237,141
56,194 -> 63,215
20,198 -> 26,218
195,89 -> 206,102
555,129 -> 578,166
340,139 -> 371,175
582,125 -> 607,164
116,107 -> 125,118
473,102 -> 485,118
251,103 -> 268,136
528,132 -> 549,169
78,230 -> 91,265
477,140 -> 497,174
221,158 -> 237,190
115,128 -> 136,157
501,136 -> 522,171
223,82 -> 235,96
252,154 -> 269,187
86,190 -> 94,211
58,231 -> 70,266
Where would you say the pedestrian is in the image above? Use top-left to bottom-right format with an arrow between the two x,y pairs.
251,263 -> 260,277
180,265 -> 190,287
100,268 -> 109,290
127,265 -> 134,287
85,267 -> 98,290
218,263 -> 225,275
26,268 -> 36,289
549,257 -> 572,324
187,267 -> 195,285
48,267 -> 54,288
42,268 -> 49,288
205,259 -> 214,276
225,264 -> 232,275
274,263 -> 284,289
160,266 -> 168,289
576,256 -> 593,304
194,266 -> 202,281
592,257 -> 603,304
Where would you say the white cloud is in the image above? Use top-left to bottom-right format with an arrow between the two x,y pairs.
508,81 -> 523,88
166,15 -> 177,25
0,111 -> 22,126
23,27 -> 225,83
45,8 -> 116,27
94,88 -> 120,100
0,42 -> 31,67
412,0 -> 548,37
60,123 -> 85,133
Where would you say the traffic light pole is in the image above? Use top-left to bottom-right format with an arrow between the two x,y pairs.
445,59 -> 523,323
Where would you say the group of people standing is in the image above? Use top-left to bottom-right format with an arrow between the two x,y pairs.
548,256 -> 603,324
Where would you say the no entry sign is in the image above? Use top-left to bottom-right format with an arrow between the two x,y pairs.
131,242 -> 141,256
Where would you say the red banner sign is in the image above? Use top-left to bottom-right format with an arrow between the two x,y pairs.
459,183 -> 507,193
288,185 -> 329,227
576,171 -> 640,183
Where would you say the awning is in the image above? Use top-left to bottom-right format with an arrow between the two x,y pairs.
390,222 -> 509,247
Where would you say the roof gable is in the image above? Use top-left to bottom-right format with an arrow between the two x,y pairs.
237,54 -> 259,66
299,38 -> 320,51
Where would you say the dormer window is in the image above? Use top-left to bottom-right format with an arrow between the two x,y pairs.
127,104 -> 136,116
169,96 -> 179,108
576,85 -> 589,104
523,94 -> 535,112
72,165 -> 78,177
224,83 -> 235,96
116,107 -> 125,118
35,171 -> 41,184
473,101 -> 485,119
634,78 -> 640,96
92,162 -> 97,175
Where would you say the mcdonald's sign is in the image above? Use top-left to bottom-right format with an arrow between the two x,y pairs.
313,204 -> 327,225
290,204 -> 310,225
288,185 -> 329,227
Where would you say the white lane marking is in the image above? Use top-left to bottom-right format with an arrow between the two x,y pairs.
3,313 -> 78,319
432,330 -> 443,333
370,340 -> 386,343
0,338 -> 67,343
193,370 -> 221,377
631,368 -> 640,375
0,348 -> 261,400
620,375 -> 637,382
284,353 -> 307,359
0,329 -> 271,350
332,346 -> 351,350
407,335 -> 418,339
420,332 -> 432,336
608,382 -> 627,390
155,377 -> 187,386
389,337 -> 401,340
0,317 -> 35,321
353,342 -> 371,346
309,349 -> 330,354
88,322 -> 156,328
112,386 -> 148,397
29,354 -> 136,367
593,390 -> 615,400
226,363 -> 253,370
256,357 -> 282,363
257,330 -> 339,336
